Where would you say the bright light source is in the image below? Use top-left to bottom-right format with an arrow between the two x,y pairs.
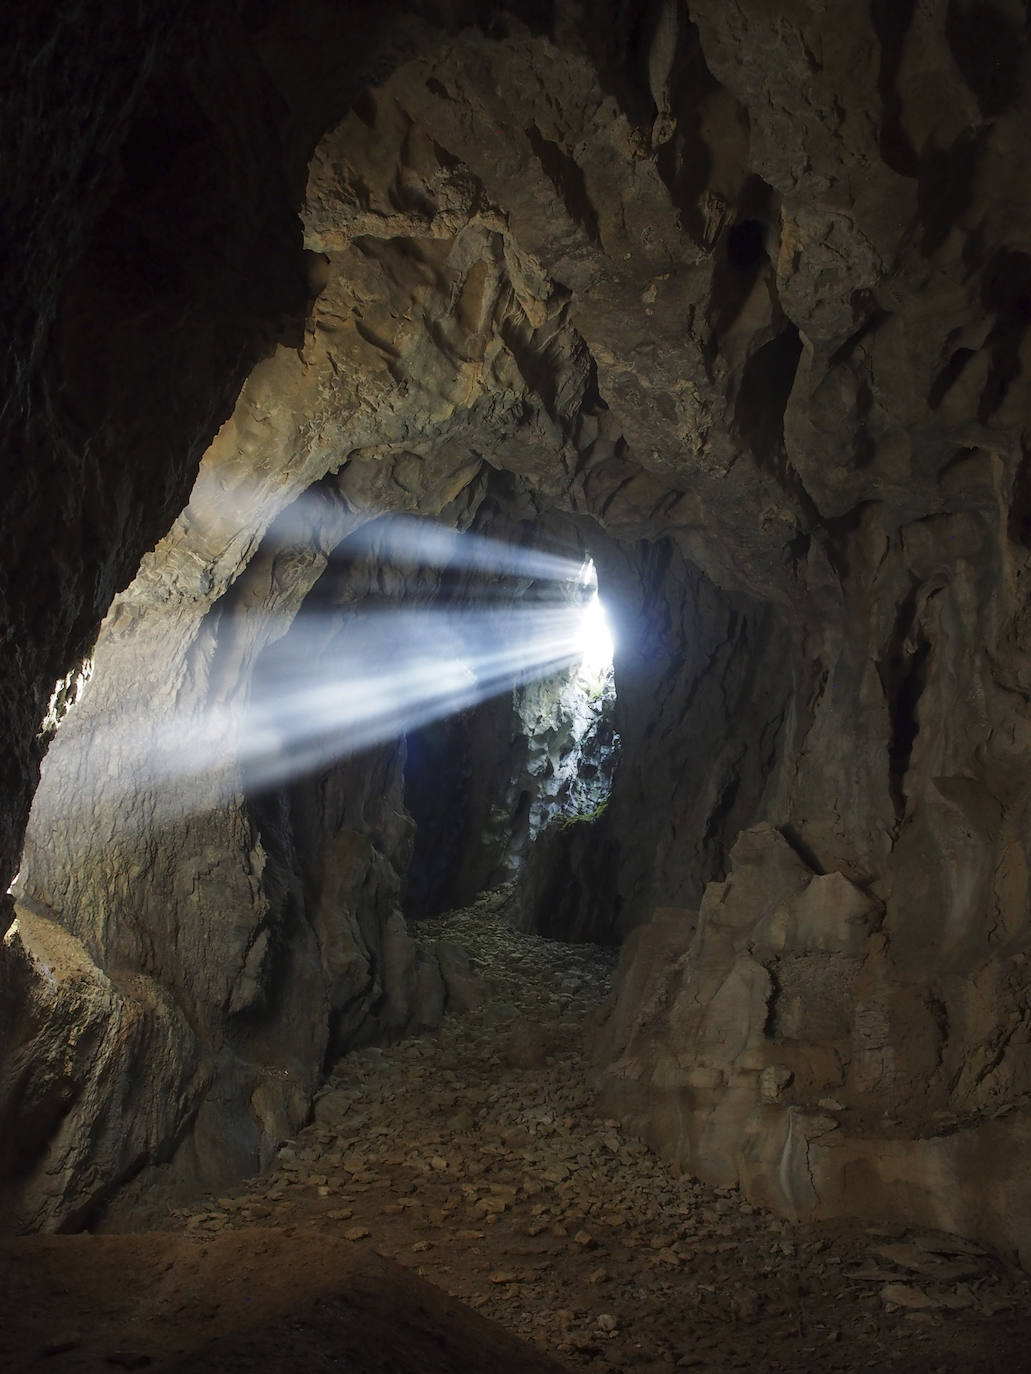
577,593 -> 614,675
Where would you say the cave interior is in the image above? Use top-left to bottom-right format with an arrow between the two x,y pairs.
4,0 -> 1031,1368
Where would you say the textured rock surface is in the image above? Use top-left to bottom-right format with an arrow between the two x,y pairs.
0,902 -> 202,1232
2,0 -> 1031,1272
594,824 -> 1031,1264
129,896 -> 1031,1371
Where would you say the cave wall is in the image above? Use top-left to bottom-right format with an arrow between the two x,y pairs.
3,0 -> 1031,1260
0,2 -> 305,922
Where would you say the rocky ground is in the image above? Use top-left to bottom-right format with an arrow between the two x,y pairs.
5,891 -> 1031,1372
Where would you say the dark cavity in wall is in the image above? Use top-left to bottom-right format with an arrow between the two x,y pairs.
1009,443 -> 1031,549
734,323 -> 803,470
870,0 -> 919,175
877,586 -> 933,825
978,249 -> 1031,423
918,127 -> 988,256
652,12 -> 726,247
945,0 -> 1024,117
726,219 -> 765,269
707,175 -> 776,354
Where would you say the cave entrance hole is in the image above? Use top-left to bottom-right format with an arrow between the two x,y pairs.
401,554 -> 619,925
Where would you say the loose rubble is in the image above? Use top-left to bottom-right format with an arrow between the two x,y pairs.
168,892 -> 1030,1372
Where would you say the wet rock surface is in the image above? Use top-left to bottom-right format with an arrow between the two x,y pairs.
135,895 -> 1030,1373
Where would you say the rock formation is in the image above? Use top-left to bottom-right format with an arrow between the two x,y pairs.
2,0 -> 1031,1268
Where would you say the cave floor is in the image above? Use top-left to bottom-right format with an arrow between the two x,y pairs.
4,894 -> 1031,1373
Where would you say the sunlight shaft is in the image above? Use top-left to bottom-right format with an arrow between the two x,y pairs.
37,527 -> 616,826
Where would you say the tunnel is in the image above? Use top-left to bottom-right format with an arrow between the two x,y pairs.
3,1 -> 1031,1369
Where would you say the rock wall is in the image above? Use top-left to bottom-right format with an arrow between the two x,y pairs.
6,454 -> 553,1230
593,821 -> 1031,1267
3,0 -> 1031,1263
0,2 -> 308,917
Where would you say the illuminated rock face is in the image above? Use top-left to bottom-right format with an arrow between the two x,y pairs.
3,1 -> 1031,1257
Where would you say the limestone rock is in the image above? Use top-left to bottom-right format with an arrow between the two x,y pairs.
0,906 -> 202,1231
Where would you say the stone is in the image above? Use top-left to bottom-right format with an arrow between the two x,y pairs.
870,1242 -> 981,1281
879,1283 -> 941,1311
760,1066 -> 794,1103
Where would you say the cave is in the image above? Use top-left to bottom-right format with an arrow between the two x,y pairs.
4,1 -> 1031,1369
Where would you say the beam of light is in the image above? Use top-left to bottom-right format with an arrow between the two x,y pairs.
33,592 -> 614,833
190,482 -> 588,588
238,603 -> 589,790
340,513 -> 585,585
26,487 -> 618,839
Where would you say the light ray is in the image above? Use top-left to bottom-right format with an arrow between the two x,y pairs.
196,486 -> 587,588
340,513 -> 585,584
31,530 -> 615,834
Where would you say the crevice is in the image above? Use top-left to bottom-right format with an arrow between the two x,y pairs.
875,584 -> 932,825
707,174 -> 777,349
827,304 -> 891,370
945,0 -> 1024,117
978,249 -> 1031,423
1007,442 -> 1031,548
499,316 -> 578,418
726,219 -> 765,269
938,445 -> 979,485
763,960 -> 782,1039
928,347 -> 976,410
918,127 -> 989,257
733,323 -> 803,471
777,825 -> 825,877
816,500 -> 881,580
652,13 -> 727,247
701,763 -> 744,880
785,529 -> 811,571
869,0 -> 919,175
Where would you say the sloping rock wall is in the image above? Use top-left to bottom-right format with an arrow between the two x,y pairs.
594,822 -> 1031,1267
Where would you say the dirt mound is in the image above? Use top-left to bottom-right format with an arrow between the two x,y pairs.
1,1228 -> 568,1373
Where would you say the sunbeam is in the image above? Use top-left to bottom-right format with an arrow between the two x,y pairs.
240,602 -> 592,789
33,521 -> 616,831
341,513 -> 585,584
